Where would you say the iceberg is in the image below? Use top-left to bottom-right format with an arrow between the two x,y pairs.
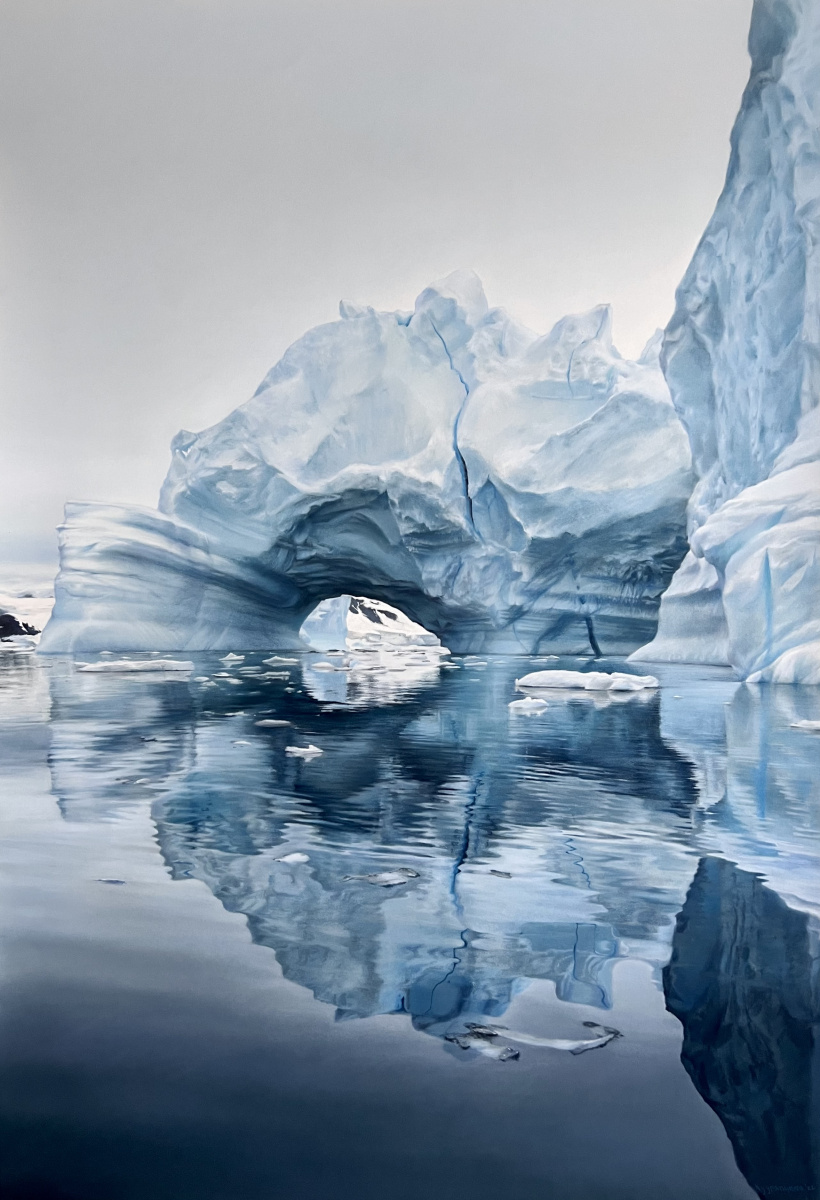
633,0 -> 820,682
40,273 -> 692,656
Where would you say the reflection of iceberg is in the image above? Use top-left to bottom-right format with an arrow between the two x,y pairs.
43,656 -> 820,1070
664,858 -> 819,1198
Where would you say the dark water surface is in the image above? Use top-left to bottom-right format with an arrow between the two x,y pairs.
1,649 -> 818,1200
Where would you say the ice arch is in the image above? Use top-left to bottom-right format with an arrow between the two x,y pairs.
40,272 -> 693,656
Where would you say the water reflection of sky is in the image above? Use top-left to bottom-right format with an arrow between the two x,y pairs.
1,648 -> 818,1199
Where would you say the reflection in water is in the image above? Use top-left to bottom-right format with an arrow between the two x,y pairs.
665,858 -> 819,1198
38,650 -> 820,1196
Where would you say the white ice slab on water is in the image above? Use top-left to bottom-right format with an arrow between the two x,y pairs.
77,659 -> 194,673
791,719 -> 820,733
516,670 -> 658,692
508,697 -> 549,714
284,744 -> 323,760
276,852 -> 310,864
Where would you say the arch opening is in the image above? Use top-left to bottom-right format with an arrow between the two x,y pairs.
300,594 -> 446,657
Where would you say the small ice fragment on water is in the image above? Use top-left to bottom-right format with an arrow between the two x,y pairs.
97,878 -> 126,885
220,653 -> 244,663
78,659 -> 194,673
490,869 -> 512,878
445,1026 -> 519,1061
263,656 -> 299,665
310,662 -> 336,672
232,739 -> 252,746
516,669 -> 658,692
255,718 -> 291,727
277,852 -> 309,863
343,868 -> 419,887
225,678 -> 243,686
508,697 -> 548,714
285,744 -> 324,759
791,719 -> 820,732
194,677 -> 210,682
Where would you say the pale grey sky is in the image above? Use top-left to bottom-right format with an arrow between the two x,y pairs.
0,0 -> 753,563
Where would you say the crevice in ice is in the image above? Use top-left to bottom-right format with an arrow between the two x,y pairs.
428,320 -> 479,539
585,615 -> 603,658
449,770 -> 484,921
566,306 -> 609,398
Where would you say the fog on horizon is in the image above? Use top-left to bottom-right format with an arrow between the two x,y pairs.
0,0 -> 754,565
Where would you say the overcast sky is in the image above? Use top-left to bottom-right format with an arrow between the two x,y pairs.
0,0 -> 753,564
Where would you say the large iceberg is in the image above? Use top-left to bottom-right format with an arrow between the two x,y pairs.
633,0 -> 820,682
41,273 -> 692,654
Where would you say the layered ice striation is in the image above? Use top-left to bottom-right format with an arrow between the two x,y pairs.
41,272 -> 692,654
633,0 -> 820,682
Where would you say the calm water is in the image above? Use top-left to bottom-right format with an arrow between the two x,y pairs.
1,649 -> 818,1200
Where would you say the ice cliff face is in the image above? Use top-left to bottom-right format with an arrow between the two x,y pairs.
41,271 -> 692,654
633,0 -> 820,682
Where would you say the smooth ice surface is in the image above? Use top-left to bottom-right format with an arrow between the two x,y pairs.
634,0 -> 820,680
1,646 -> 818,1198
41,275 -> 692,656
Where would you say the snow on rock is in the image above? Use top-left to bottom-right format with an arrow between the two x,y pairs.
516,670 -> 658,692
633,0 -> 820,681
40,272 -> 692,656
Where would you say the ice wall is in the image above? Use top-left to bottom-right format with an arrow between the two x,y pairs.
633,0 -> 820,681
41,272 -> 692,655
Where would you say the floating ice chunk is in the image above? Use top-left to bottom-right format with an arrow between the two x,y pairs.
310,661 -> 337,672
791,719 -> 820,733
516,669 -> 658,692
231,739 -> 252,746
508,697 -> 549,714
445,1026 -> 519,1061
277,852 -> 309,863
77,658 -> 194,673
220,653 -> 244,663
255,718 -> 291,728
285,744 -> 323,760
263,656 -> 299,665
342,868 -> 420,887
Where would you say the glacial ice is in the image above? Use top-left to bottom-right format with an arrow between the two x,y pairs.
633,0 -> 820,682
40,274 -> 692,656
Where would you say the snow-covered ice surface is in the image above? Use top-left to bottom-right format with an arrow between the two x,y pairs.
633,0 -> 820,682
40,275 -> 692,656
